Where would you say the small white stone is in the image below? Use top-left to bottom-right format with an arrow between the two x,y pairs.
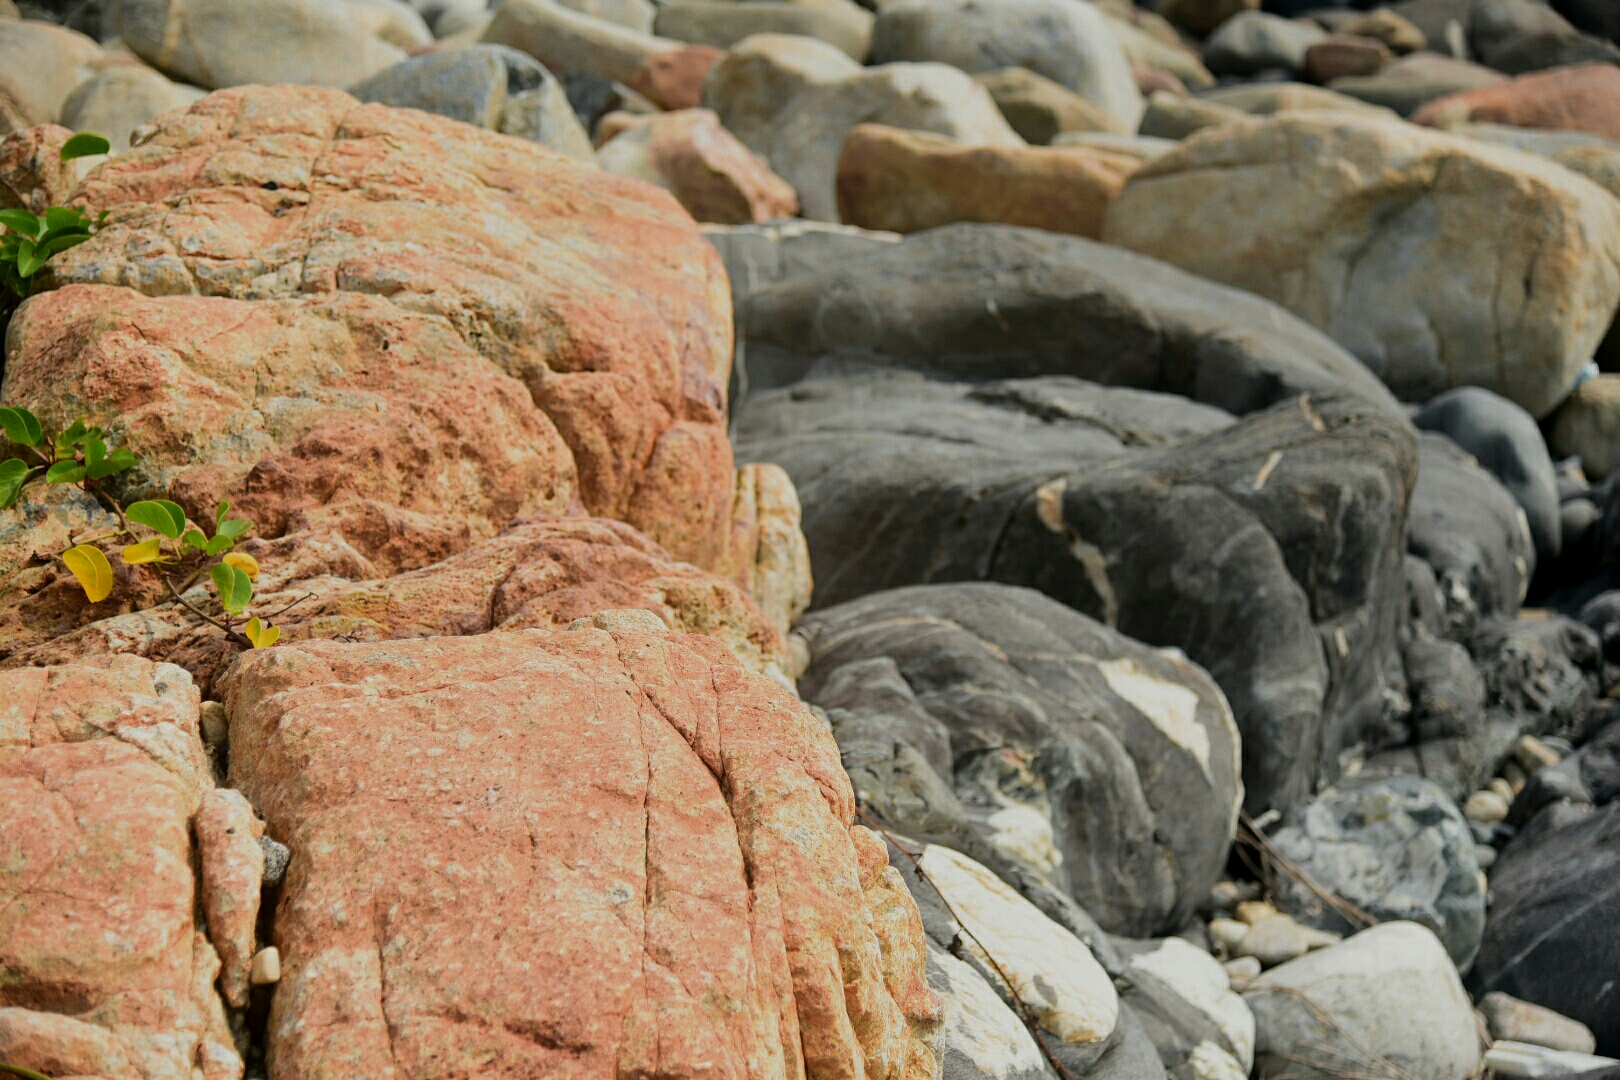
1209,917 -> 1251,955
1224,955 -> 1262,991
250,947 -> 281,986
1465,789 -> 1509,825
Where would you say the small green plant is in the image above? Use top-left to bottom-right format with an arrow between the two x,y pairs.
0,405 -> 282,649
0,132 -> 110,304
1,1061 -> 54,1080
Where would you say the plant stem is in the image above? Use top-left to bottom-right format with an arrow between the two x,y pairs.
160,574 -> 251,649
259,591 -> 315,621
0,1063 -> 55,1080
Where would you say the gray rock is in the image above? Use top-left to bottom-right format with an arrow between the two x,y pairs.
927,944 -> 1055,1080
732,223 -> 1402,416
1202,10 -> 1325,76
1481,992 -> 1599,1055
1246,922 -> 1483,1080
739,376 -> 1416,813
976,66 -> 1121,145
702,219 -> 898,304
259,834 -> 290,887
1328,51 -> 1506,115
1233,915 -> 1341,967
1138,90 -> 1252,140
869,0 -> 1143,131
0,18 -> 101,128
1115,936 -> 1256,1080
1403,636 -> 1487,743
350,45 -> 594,160
798,582 -> 1243,937
1198,80 -> 1397,119
655,0 -> 872,59
1268,777 -> 1486,968
1468,0 -> 1620,74
1471,616 -> 1601,739
1414,387 -> 1562,568
1472,801 -> 1620,1055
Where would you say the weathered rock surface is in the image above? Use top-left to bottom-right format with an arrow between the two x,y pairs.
731,223 -> 1402,415
1199,80 -> 1397,119
655,0 -> 874,60
220,627 -> 941,1078
1551,374 -> 1620,481
1202,11 -> 1325,76
0,19 -> 102,131
1115,937 -> 1255,1080
1246,922 -> 1482,1080
1480,992 -> 1599,1055
974,66 -> 1121,145
59,64 -> 205,155
1328,51 -> 1506,115
1415,61 -> 1620,140
798,582 -> 1242,937
1104,113 -> 1620,418
597,107 -> 798,223
0,122 -> 83,211
703,33 -> 1021,221
1268,777 -> 1486,967
0,656 -> 245,1080
106,0 -> 421,89
1456,121 -> 1620,199
836,124 -> 1137,238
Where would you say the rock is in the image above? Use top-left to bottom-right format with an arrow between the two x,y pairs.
0,19 -> 101,131
57,63 -> 204,156
655,0 -> 873,60
555,0 -> 655,33
731,222 -> 1401,415
11,86 -> 746,577
1473,616 -> 1601,739
597,108 -> 798,223
1487,1043 -> 1620,1078
249,946 -> 280,986
702,217 -> 899,304
107,0 -> 416,89
1417,62 -> 1620,141
797,582 -> 1243,937
483,0 -> 723,109
1155,0 -> 1258,36
1234,915 -> 1341,967
1052,130 -> 1178,159
868,0 -> 1144,132
1201,10 -> 1326,76
0,656 -> 242,1079
739,376 -> 1416,813
1138,90 -> 1252,139
835,123 -> 1138,238
1234,900 -> 1279,927
703,33 -> 1020,221
1404,636 -> 1487,743
1329,52 -> 1507,115
1471,801 -> 1620,1053
1455,122 -> 1620,200
221,628 -> 941,1077
1331,7 -> 1426,52
0,122 -> 83,211
1516,733 -> 1563,772
1269,777 -> 1486,967
1198,80 -> 1397,119
193,787 -> 263,1009
1246,922 -> 1482,1080
1117,937 -> 1256,1078
1482,992 -> 1599,1055
925,945 -> 1052,1080
975,66 -> 1122,144
1415,387 -> 1563,567
1302,34 -> 1391,82
350,45 -> 595,160
1106,12 -> 1218,89
1551,375 -> 1620,482
1223,956 -> 1261,991
1103,113 -> 1620,419
1208,918 -> 1250,954
1467,0 -> 1620,74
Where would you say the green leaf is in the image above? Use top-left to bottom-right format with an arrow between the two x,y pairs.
215,516 -> 252,541
43,207 -> 85,232
244,616 -> 280,648
62,544 -> 114,602
15,238 -> 43,278
60,132 -> 111,161
181,528 -> 207,551
215,500 -> 231,528
0,406 -> 43,448
86,446 -> 136,479
126,499 -> 187,539
44,460 -> 86,484
82,436 -> 104,470
211,562 -> 253,616
0,458 -> 30,509
0,208 -> 42,239
57,419 -> 89,448
36,231 -> 91,261
204,533 -> 235,556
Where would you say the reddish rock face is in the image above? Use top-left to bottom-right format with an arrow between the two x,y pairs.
0,123 -> 82,212
16,84 -> 738,571
629,43 -> 727,110
1414,62 -> 1620,140
221,627 -> 940,1079
597,108 -> 800,224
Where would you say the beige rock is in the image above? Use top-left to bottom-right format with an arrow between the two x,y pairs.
1208,917 -> 1252,954
703,33 -> 1020,221
1550,375 -> 1620,480
724,463 -> 813,642
1235,914 -> 1341,967
59,64 -> 204,154
1335,8 -> 1426,54
556,0 -> 656,32
836,122 -> 1137,238
1104,113 -> 1620,418
1223,955 -> 1262,990
1201,80 -> 1396,118
975,66 -> 1120,145
0,1 -> 16,20
1138,89 -> 1252,139
220,628 -> 941,1078
1514,732 -> 1563,771
656,0 -> 873,60
1480,991 -> 1597,1054
1465,789 -> 1510,824
1235,899 -> 1279,926
249,946 -> 280,986
0,20 -> 102,131
596,107 -> 799,223
194,788 -> 264,1008
1107,11 -> 1218,89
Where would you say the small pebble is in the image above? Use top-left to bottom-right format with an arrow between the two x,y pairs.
1501,759 -> 1528,794
1234,913 -> 1340,967
1480,991 -> 1598,1054
260,836 -> 291,888
1234,899 -> 1279,926
1513,734 -> 1560,772
1465,789 -> 1510,825
1223,955 -> 1261,991
1208,917 -> 1249,955
1474,843 -> 1497,870
200,700 -> 229,751
250,947 -> 281,986
1205,879 -> 1260,914
1488,777 -> 1515,803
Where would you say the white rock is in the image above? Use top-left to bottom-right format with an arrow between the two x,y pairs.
1127,937 -> 1255,1070
250,946 -> 281,986
928,943 -> 1051,1079
1485,1041 -> 1618,1079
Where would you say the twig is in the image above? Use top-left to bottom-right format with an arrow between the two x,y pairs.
258,591 -> 315,621
1237,810 -> 1375,932
0,1063 -> 54,1080
854,805 -> 1080,1080
161,574 -> 251,649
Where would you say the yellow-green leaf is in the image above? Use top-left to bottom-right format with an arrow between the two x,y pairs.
62,544 -> 113,602
120,536 -> 165,565
222,550 -> 259,579
244,616 -> 280,648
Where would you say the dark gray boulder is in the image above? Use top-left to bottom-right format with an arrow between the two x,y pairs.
1471,615 -> 1602,738
1403,636 -> 1487,744
799,582 -> 1243,938
1468,0 -> 1620,71
1268,777 -> 1486,968
1414,387 -> 1561,567
740,380 -> 1417,813
733,223 -> 1403,417
1471,800 -> 1620,1054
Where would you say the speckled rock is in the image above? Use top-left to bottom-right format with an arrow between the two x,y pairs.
596,107 -> 799,223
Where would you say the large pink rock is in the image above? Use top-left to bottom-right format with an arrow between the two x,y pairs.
221,626 -> 940,1078
0,656 -> 255,1080
1414,62 -> 1620,140
596,108 -> 800,224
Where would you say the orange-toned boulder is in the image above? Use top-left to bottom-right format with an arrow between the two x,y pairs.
1414,62 -> 1620,140
0,656 -> 258,1080
596,108 -> 799,224
20,84 -> 739,573
220,626 -> 940,1078
836,123 -> 1139,238
0,123 -> 81,211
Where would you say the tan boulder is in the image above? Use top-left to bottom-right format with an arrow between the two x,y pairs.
1414,61 -> 1620,141
0,20 -> 102,131
1138,88 -> 1253,139
1549,375 -> 1620,479
1201,80 -> 1397,119
974,67 -> 1121,145
0,656 -> 258,1080
837,123 -> 1138,238
59,64 -> 206,155
1104,113 -> 1620,417
596,107 -> 799,223
220,627 -> 941,1078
